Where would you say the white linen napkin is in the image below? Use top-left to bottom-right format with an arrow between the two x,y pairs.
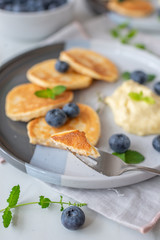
2,16 -> 160,234
42,16 -> 160,234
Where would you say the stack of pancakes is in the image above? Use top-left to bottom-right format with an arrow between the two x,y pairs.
5,48 -> 118,154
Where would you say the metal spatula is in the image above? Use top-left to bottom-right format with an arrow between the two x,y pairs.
69,149 -> 160,177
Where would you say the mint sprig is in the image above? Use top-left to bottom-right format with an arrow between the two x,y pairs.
128,91 -> 155,104
35,85 -> 66,99
110,22 -> 149,51
113,150 -> 145,164
0,185 -> 86,228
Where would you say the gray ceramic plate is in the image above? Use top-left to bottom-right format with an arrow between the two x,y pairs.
1,40 -> 160,189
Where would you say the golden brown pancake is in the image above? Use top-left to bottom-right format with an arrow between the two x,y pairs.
107,0 -> 154,18
60,48 -> 118,82
5,83 -> 73,122
27,59 -> 92,90
27,103 -> 101,146
51,130 -> 100,158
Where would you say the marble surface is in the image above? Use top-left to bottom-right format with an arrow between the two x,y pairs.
1,0 -> 160,239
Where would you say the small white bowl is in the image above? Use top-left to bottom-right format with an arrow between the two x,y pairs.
0,0 -> 75,41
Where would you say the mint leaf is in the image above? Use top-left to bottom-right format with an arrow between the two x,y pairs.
143,96 -> 155,104
120,37 -> 129,44
147,74 -> 156,82
38,196 -> 51,208
122,71 -> 131,80
35,85 -> 66,99
113,152 -> 126,162
134,43 -> 146,50
128,91 -> 143,101
124,150 -> 145,164
117,22 -> 129,29
113,150 -> 145,164
110,29 -> 119,38
35,88 -> 55,99
128,91 -> 155,104
7,185 -> 20,208
52,85 -> 66,96
2,207 -> 12,228
126,29 -> 138,39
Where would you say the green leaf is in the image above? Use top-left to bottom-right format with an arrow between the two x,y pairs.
113,150 -> 145,164
126,29 -> 138,39
134,43 -> 146,50
142,96 -> 155,104
38,196 -> 51,208
52,85 -> 66,96
120,37 -> 129,44
110,29 -> 119,38
128,91 -> 155,104
128,91 -> 143,101
117,22 -> 129,29
124,150 -> 145,164
7,185 -> 20,208
147,74 -> 156,82
2,207 -> 12,228
35,85 -> 66,99
122,71 -> 131,80
35,88 -> 55,99
113,152 -> 126,162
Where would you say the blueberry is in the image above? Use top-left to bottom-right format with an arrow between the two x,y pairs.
55,60 -> 69,73
45,108 -> 67,127
130,70 -> 147,84
109,134 -> 131,153
152,135 -> 160,152
63,103 -> 80,118
154,82 -> 160,95
61,206 -> 85,230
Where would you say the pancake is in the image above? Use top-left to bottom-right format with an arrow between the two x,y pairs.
5,83 -> 73,122
27,59 -> 92,90
51,130 -> 100,158
107,0 -> 154,18
60,48 -> 118,82
27,103 -> 101,146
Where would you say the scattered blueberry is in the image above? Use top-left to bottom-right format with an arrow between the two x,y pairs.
63,103 -> 80,118
109,134 -> 131,153
152,135 -> 160,152
130,70 -> 147,84
45,108 -> 67,127
61,206 -> 85,230
0,0 -> 67,12
154,82 -> 160,95
55,60 -> 70,73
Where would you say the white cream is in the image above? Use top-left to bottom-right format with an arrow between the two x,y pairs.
105,80 -> 160,136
